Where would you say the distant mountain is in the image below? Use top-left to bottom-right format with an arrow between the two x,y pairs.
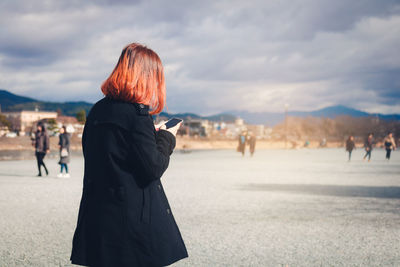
0,89 -> 36,110
292,105 -> 370,118
157,112 -> 237,123
0,89 -> 93,116
229,110 -> 282,126
159,112 -> 201,120
230,105 -> 400,125
204,113 -> 237,122
1,89 -> 399,124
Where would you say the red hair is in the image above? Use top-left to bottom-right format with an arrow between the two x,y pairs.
101,43 -> 166,114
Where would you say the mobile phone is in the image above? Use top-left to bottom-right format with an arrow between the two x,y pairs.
164,118 -> 183,129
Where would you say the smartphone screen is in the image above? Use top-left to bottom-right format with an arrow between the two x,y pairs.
164,118 -> 183,129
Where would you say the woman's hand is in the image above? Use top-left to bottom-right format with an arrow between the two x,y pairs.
159,122 -> 182,137
154,121 -> 166,130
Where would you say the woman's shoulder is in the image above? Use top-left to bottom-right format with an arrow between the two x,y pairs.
90,97 -> 149,115
87,97 -> 152,130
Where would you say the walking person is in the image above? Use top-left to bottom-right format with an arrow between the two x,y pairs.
70,43 -> 188,267
346,135 -> 355,161
248,132 -> 256,157
57,126 -> 70,177
363,133 -> 374,162
33,122 -> 50,176
384,132 -> 396,160
237,131 -> 247,156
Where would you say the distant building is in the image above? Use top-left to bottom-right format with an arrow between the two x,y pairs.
56,116 -> 78,125
211,117 -> 247,138
2,110 -> 57,135
235,118 -> 244,126
181,119 -> 211,137
56,116 -> 81,134
55,116 -> 85,135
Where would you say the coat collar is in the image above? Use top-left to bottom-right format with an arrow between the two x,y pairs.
134,102 -> 150,115
101,97 -> 150,115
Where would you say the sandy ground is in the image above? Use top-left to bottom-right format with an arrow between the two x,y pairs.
0,148 -> 399,266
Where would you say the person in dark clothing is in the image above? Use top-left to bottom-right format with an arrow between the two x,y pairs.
363,133 -> 374,162
58,126 -> 71,177
345,135 -> 355,161
248,132 -> 256,157
384,132 -> 396,160
33,123 -> 50,176
70,43 -> 187,267
237,131 -> 247,156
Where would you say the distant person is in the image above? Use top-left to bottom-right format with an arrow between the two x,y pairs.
57,126 -> 70,177
363,133 -> 374,161
237,131 -> 247,156
346,135 -> 356,161
304,140 -> 310,148
33,122 -> 49,176
384,132 -> 396,160
290,140 -> 297,149
319,138 -> 327,148
248,132 -> 256,156
70,43 -> 187,267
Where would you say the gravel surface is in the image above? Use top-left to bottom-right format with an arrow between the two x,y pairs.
0,148 -> 399,266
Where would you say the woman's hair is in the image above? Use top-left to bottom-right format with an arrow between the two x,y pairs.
101,43 -> 166,114
37,122 -> 46,132
62,125 -> 67,133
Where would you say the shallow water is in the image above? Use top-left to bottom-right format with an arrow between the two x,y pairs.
0,148 -> 399,266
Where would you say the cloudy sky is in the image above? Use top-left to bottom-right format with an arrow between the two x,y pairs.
0,0 -> 399,115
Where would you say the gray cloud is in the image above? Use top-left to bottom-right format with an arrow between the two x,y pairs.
0,0 -> 399,114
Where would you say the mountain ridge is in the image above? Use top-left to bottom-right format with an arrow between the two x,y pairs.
0,89 -> 93,116
229,105 -> 400,125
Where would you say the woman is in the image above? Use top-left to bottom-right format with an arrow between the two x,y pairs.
248,132 -> 256,157
58,126 -> 70,178
384,132 -> 396,160
345,135 -> 355,161
237,131 -> 247,156
70,43 -> 188,267
363,133 -> 374,161
33,122 -> 49,176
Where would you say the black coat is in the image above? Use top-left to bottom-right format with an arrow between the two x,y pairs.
364,137 -> 374,151
70,97 -> 188,267
59,133 -> 70,164
34,130 -> 49,153
346,139 -> 355,152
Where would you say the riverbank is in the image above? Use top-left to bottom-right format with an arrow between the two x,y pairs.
0,136 -> 82,151
176,137 -> 346,150
0,135 -> 358,152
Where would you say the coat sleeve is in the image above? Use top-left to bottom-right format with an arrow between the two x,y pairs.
130,115 -> 176,186
81,122 -> 88,155
45,133 -> 50,151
